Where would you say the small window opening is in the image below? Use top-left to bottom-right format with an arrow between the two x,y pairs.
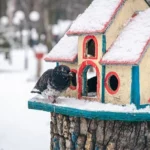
82,66 -> 97,97
109,75 -> 118,91
86,39 -> 95,57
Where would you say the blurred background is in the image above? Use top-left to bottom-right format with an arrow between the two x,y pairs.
0,0 -> 92,50
0,0 -> 150,150
0,0 -> 92,150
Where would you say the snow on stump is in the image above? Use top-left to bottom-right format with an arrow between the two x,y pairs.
29,97 -> 150,150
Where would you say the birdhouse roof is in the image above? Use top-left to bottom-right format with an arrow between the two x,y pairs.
101,9 -> 150,65
67,0 -> 125,35
45,35 -> 78,62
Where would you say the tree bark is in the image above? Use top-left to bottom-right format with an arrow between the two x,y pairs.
43,8 -> 52,51
51,113 -> 150,150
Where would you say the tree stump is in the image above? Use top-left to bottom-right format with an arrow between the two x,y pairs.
50,113 -> 150,150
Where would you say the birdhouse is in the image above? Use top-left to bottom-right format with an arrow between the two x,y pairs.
45,0 -> 150,109
29,0 -> 150,149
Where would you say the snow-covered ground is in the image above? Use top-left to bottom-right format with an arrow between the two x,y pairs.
0,48 -> 56,150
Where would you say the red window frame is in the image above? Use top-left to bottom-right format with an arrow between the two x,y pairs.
69,69 -> 77,90
83,35 -> 98,59
78,60 -> 100,101
105,72 -> 120,95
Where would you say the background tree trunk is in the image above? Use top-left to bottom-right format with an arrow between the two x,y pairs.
43,8 -> 52,51
0,0 -> 7,17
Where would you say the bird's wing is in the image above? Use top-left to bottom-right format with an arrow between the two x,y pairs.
32,69 -> 53,93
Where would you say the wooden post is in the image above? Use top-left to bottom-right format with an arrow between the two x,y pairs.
37,59 -> 42,78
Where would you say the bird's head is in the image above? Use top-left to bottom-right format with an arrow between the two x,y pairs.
51,65 -> 73,90
53,65 -> 71,76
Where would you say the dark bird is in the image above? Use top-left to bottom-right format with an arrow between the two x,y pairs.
31,65 -> 72,103
87,76 -> 97,93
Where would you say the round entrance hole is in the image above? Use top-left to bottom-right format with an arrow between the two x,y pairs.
109,75 -> 118,91
105,72 -> 120,94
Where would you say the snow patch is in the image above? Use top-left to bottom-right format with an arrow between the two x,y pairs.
14,10 -> 25,20
68,0 -> 124,34
0,16 -> 9,25
31,28 -> 39,40
30,96 -> 150,113
0,49 -> 52,150
33,43 -> 48,53
29,11 -> 40,22
45,34 -> 78,62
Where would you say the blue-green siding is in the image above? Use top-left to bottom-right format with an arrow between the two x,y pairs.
101,34 -> 106,103
28,100 -> 150,121
131,66 -> 140,108
82,65 -> 91,96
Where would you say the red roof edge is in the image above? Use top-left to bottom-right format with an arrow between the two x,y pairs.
67,0 -> 125,36
44,54 -> 78,63
100,38 -> 150,65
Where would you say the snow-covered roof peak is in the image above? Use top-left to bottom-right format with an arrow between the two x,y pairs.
67,0 -> 125,35
101,8 -> 150,65
45,35 -> 78,62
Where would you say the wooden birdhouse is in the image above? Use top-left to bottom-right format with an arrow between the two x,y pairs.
45,0 -> 150,108
29,0 -> 150,149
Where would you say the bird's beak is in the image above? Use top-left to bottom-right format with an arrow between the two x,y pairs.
69,72 -> 73,77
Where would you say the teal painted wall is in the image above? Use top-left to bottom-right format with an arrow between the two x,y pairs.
101,34 -> 106,103
82,65 -> 91,96
131,66 -> 140,108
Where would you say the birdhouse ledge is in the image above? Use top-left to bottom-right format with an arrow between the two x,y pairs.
28,96 -> 150,121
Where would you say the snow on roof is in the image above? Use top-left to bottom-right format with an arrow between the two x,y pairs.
67,0 -> 125,35
45,34 -> 78,62
101,9 -> 150,65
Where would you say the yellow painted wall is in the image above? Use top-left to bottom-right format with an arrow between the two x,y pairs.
103,0 -> 148,105
61,0 -> 149,101
78,62 -> 102,101
105,65 -> 131,105
78,35 -> 103,100
106,0 -> 149,49
140,47 -> 150,105
78,35 -> 103,65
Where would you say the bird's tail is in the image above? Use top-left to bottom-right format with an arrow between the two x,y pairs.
31,89 -> 41,94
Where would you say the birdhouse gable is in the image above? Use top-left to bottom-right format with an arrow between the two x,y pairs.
67,0 -> 125,35
100,9 -> 150,65
45,35 -> 78,63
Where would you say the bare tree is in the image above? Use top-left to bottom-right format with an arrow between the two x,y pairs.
0,0 -> 7,17
2,0 -> 92,50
